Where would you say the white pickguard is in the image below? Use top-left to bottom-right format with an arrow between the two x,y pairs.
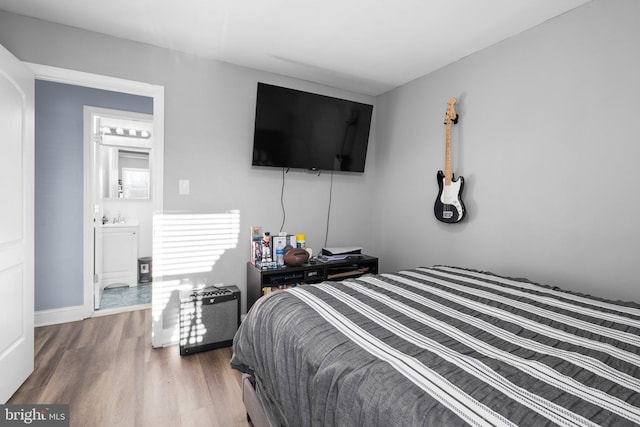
440,178 -> 464,220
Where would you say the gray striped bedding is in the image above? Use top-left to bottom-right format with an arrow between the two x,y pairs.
230,266 -> 640,426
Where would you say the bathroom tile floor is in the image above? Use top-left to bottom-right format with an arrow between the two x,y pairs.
99,282 -> 151,310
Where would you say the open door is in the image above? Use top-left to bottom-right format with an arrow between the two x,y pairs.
92,116 -> 103,310
94,223 -> 104,310
0,44 -> 35,402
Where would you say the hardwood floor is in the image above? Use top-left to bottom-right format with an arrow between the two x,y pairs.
8,309 -> 251,427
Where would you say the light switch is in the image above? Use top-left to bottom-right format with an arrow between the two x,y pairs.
179,179 -> 190,195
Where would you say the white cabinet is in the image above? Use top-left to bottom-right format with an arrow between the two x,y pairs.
102,224 -> 138,288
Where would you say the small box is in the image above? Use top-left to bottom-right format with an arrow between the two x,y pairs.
250,226 -> 262,265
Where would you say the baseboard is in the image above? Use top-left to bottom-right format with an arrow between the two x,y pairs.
92,303 -> 150,317
35,305 -> 89,327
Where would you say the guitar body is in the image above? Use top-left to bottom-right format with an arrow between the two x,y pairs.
434,170 -> 465,223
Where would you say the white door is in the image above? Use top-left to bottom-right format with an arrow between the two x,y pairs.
0,44 -> 35,402
92,121 -> 103,310
93,223 -> 103,310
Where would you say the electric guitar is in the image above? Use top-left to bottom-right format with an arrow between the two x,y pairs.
434,98 -> 465,223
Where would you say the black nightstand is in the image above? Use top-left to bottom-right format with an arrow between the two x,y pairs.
246,255 -> 378,310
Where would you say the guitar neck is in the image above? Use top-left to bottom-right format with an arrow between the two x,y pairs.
444,121 -> 452,185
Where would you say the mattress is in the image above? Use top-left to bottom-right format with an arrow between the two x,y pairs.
231,266 -> 640,426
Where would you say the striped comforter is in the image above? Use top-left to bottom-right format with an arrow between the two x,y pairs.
231,266 -> 640,426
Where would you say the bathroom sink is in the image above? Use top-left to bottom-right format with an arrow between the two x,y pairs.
102,219 -> 139,228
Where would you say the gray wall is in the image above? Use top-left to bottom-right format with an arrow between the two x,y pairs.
373,0 -> 639,302
34,80 -> 152,310
0,11 -> 377,316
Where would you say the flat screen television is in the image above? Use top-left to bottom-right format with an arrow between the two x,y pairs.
252,83 -> 373,173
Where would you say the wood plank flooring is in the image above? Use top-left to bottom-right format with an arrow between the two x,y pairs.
8,309 -> 251,427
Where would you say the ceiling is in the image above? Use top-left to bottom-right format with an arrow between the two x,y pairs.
0,0 -> 592,95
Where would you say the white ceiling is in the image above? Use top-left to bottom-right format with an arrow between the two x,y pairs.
0,0 -> 592,95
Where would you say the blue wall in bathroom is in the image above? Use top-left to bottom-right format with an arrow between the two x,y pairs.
35,80 -> 153,311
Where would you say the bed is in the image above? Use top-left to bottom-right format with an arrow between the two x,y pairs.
231,266 -> 640,426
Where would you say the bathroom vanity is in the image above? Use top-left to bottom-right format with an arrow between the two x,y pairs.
101,220 -> 139,288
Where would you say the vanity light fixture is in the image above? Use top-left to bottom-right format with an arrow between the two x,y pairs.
100,126 -> 152,139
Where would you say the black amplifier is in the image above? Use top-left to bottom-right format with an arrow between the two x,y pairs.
179,285 -> 241,356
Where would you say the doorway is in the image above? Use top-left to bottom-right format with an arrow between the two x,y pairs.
87,107 -> 154,314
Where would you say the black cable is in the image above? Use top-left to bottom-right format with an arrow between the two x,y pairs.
279,168 -> 287,233
324,170 -> 334,247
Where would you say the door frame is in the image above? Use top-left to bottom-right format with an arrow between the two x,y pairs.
27,63 -> 164,322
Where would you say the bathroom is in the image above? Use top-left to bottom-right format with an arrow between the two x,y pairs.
92,108 -> 154,312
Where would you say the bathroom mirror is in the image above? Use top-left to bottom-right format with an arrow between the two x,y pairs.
100,146 -> 150,199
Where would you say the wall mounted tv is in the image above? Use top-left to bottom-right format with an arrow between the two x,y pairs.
252,83 -> 373,173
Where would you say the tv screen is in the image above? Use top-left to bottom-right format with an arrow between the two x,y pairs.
252,83 -> 373,173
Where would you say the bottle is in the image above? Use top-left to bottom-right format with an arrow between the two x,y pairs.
276,240 -> 285,267
296,234 -> 306,249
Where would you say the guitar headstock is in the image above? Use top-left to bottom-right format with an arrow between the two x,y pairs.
444,97 -> 459,125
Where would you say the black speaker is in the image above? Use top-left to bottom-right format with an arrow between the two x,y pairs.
179,285 -> 240,356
